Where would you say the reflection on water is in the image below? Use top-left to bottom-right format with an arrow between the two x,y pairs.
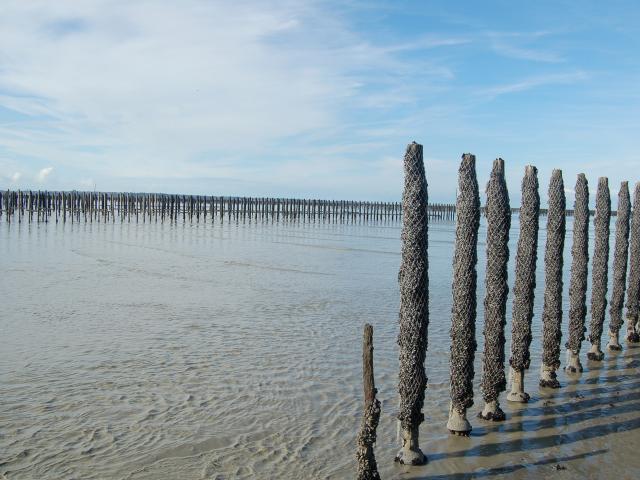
1,217 -> 638,479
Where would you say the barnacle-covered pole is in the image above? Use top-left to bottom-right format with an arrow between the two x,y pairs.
479,158 -> 510,421
447,153 -> 480,435
507,166 -> 539,403
607,182 -> 631,351
356,324 -> 381,480
540,169 -> 566,388
626,183 -> 640,343
587,178 -> 611,361
565,174 -> 590,372
395,142 -> 429,465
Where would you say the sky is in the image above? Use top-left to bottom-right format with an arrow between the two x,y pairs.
0,0 -> 639,204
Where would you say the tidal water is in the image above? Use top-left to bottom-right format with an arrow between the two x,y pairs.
1,216 -> 639,479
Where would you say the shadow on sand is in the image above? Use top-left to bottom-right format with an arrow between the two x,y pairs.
413,449 -> 608,479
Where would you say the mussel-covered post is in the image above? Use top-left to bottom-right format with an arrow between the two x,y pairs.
395,142 -> 429,465
540,169 -> 566,388
607,182 -> 631,350
356,324 -> 381,480
479,158 -> 510,421
626,183 -> 640,342
447,153 -> 480,435
587,178 -> 611,361
507,166 -> 539,403
565,174 -> 590,372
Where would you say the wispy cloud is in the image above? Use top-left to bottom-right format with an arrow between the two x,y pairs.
479,72 -> 588,99
0,0 -> 463,192
486,30 -> 564,63
36,167 -> 53,182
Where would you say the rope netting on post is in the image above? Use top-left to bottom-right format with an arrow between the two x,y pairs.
508,166 -> 539,403
608,182 -> 631,350
565,174 -> 590,372
587,178 -> 611,361
540,169 -> 566,388
447,153 -> 480,435
479,158 -> 510,421
395,142 -> 429,466
626,182 -> 640,343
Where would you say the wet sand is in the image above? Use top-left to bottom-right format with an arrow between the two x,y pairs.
1,217 -> 638,479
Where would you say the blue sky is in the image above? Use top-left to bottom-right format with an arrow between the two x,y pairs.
0,0 -> 638,204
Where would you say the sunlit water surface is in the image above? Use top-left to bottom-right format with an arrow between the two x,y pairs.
1,216 -> 639,479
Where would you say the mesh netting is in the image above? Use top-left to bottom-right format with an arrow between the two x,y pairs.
566,174 -> 590,352
541,169 -> 566,369
449,153 -> 480,413
588,178 -> 611,345
480,158 -> 510,404
509,166 -> 540,372
397,142 -> 429,431
626,183 -> 640,322
609,182 -> 631,333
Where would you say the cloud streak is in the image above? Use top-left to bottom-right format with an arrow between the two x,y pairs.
478,71 -> 588,99
36,167 -> 53,182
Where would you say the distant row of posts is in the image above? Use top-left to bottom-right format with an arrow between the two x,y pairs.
0,192 -> 458,223
357,142 -> 640,479
0,190 -> 604,225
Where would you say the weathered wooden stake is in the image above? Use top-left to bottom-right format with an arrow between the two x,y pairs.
356,324 -> 381,480
565,174 -> 590,372
396,142 -> 429,465
608,182 -> 631,350
508,166 -> 539,403
626,183 -> 640,342
540,169 -> 566,388
587,178 -> 611,361
447,153 -> 479,435
479,158 -> 510,421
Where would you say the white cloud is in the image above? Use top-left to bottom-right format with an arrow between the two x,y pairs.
10,172 -> 22,183
0,0 -> 461,188
36,167 -> 53,182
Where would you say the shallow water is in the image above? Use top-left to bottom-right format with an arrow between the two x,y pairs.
1,215 -> 639,479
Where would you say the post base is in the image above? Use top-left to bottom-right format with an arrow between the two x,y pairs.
447,403 -> 472,436
627,325 -> 640,343
506,367 -> 530,403
394,426 -> 427,465
606,330 -> 622,351
539,363 -> 561,389
477,400 -> 505,421
587,343 -> 605,361
564,349 -> 583,373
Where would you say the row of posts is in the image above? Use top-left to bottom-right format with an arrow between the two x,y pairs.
0,191 -> 462,224
0,191 -> 605,226
357,142 -> 640,478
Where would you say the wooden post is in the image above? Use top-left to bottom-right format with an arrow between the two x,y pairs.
540,169 -> 566,388
447,153 -> 480,434
396,142 -> 428,464
479,159 -> 510,420
356,324 -> 381,480
587,177 -> 611,361
607,182 -> 631,350
507,165 -> 540,403
625,183 -> 640,342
